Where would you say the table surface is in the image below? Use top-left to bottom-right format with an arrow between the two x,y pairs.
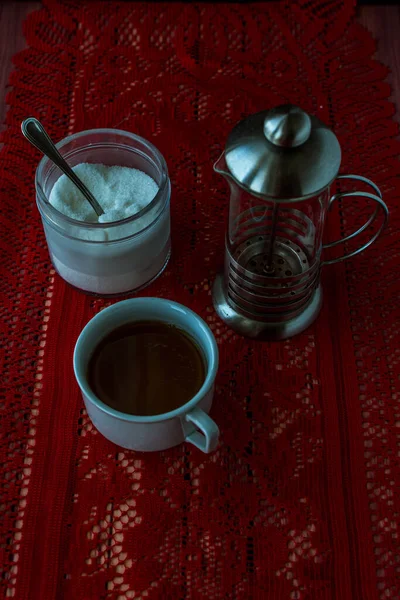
0,3 -> 399,132
0,3 -> 399,599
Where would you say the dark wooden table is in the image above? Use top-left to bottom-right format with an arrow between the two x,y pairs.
0,2 -> 399,131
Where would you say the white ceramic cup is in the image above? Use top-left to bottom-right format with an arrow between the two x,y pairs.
73,298 -> 219,453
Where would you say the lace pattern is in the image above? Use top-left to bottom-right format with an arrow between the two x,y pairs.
1,1 -> 400,598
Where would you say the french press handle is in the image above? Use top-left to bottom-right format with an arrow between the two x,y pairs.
322,174 -> 389,265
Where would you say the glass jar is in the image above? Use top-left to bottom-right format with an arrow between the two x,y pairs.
36,129 -> 171,296
222,178 -> 330,320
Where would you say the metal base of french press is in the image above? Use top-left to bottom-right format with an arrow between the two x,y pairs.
212,274 -> 322,341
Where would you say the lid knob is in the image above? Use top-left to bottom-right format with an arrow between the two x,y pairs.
263,105 -> 312,148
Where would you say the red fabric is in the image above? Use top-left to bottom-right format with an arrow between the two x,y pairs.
1,1 -> 400,598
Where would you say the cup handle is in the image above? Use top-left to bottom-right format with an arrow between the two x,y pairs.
322,174 -> 389,265
183,407 -> 219,453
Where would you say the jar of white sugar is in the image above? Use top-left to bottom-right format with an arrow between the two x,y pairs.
35,129 -> 171,295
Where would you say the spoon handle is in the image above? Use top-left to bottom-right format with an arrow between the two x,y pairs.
21,118 -> 104,217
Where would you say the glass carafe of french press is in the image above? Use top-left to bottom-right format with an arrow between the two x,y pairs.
213,105 -> 388,340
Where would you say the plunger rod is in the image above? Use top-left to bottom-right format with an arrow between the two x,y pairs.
264,202 -> 279,272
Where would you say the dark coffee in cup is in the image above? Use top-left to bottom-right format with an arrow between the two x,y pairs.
87,321 -> 206,416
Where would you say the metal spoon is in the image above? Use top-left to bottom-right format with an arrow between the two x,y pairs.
21,117 -> 104,217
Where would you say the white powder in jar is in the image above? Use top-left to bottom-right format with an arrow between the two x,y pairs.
46,162 -> 171,295
49,163 -> 159,223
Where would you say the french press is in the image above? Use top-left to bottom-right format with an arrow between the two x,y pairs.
212,105 -> 389,340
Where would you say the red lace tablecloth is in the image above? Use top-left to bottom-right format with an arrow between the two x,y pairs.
1,1 -> 400,598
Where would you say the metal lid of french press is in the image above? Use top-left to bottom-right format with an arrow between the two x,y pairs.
224,104 -> 342,199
